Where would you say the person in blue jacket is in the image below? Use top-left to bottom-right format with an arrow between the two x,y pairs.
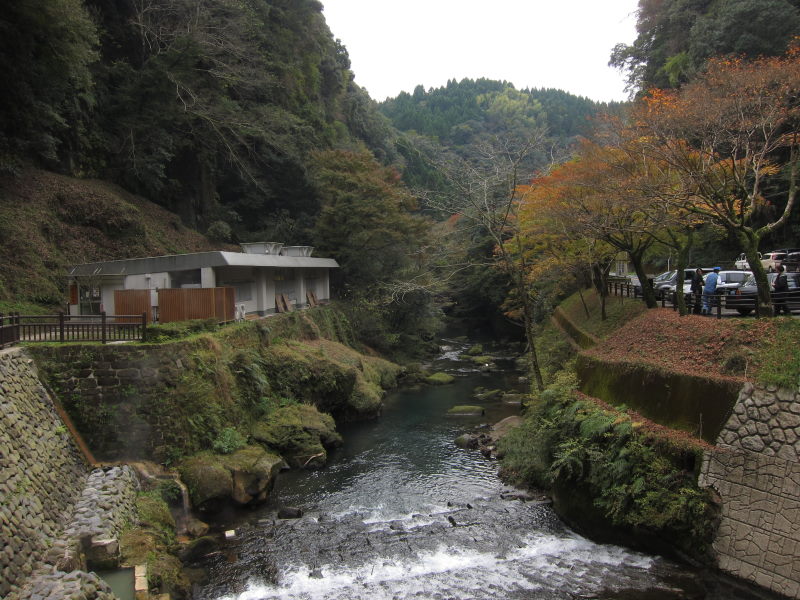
702,266 -> 720,314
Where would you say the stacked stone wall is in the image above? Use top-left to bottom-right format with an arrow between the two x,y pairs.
700,382 -> 800,599
0,348 -> 89,598
30,344 -> 191,461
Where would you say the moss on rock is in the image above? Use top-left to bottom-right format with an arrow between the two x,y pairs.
465,344 -> 484,356
425,372 -> 455,385
448,405 -> 484,415
251,404 -> 342,469
178,445 -> 284,511
120,492 -> 189,598
469,355 -> 494,365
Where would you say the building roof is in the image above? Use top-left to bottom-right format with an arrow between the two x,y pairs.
68,251 -> 339,277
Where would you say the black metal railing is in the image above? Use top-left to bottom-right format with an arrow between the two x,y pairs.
0,312 -> 147,347
605,283 -> 798,318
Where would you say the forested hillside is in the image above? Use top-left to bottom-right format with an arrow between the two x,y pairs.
1,1 -> 609,339
1,0 -> 394,242
611,0 -> 800,91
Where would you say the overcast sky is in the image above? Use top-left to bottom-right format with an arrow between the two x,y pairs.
321,0 -> 640,103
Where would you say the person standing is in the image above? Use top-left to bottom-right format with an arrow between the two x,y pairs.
773,264 -> 790,315
690,268 -> 704,314
702,267 -> 720,315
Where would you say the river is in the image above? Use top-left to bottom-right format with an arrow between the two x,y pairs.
193,338 -> 770,600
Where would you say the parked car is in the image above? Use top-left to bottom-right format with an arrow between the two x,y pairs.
715,270 -> 752,293
726,272 -> 800,315
783,251 -> 800,273
652,270 -> 677,299
661,268 -> 709,301
761,251 -> 788,272
734,253 -> 759,270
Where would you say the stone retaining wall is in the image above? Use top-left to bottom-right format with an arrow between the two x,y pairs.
0,347 -> 89,598
30,344 -> 189,461
1,348 -> 142,600
700,381 -> 800,599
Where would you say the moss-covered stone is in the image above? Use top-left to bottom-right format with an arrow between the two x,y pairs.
136,493 -> 175,536
178,445 -> 284,511
31,307 -> 402,462
120,501 -> 190,598
425,372 -> 455,385
448,405 -> 484,415
465,344 -> 484,356
251,404 -> 342,469
473,388 -> 504,401
469,355 -> 494,365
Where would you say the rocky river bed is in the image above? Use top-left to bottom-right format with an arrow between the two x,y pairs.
187,338 -> 776,600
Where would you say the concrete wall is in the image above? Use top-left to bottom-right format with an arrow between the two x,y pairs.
699,382 -> 800,599
0,348 -> 88,598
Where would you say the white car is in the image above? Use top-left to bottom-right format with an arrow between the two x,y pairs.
715,270 -> 752,293
762,251 -> 787,272
734,253 -> 759,270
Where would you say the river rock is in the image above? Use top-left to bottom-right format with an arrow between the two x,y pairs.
278,507 -> 303,519
454,434 -> 480,449
251,404 -> 342,469
425,372 -> 455,385
447,405 -> 484,416
179,446 -> 285,511
179,535 -> 220,563
472,388 -> 504,401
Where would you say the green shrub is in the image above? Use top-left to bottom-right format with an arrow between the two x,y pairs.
212,427 -> 247,454
144,319 -> 218,342
498,370 -> 717,559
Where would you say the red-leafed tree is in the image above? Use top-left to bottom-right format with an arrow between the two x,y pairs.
631,50 -> 800,314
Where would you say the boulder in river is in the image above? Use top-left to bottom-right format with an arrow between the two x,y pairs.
251,404 -> 342,469
447,405 -> 485,416
425,372 -> 455,385
465,343 -> 484,356
454,433 -> 480,449
472,387 -> 504,401
277,506 -> 303,519
179,446 -> 285,512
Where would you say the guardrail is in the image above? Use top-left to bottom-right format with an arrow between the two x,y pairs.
605,283 -> 798,318
0,312 -> 147,348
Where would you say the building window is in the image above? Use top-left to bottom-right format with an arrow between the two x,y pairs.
170,269 -> 201,288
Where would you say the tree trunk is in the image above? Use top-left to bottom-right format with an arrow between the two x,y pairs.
674,232 -> 693,316
522,297 -> 545,392
739,232 -> 773,317
629,250 -> 656,308
577,287 -> 590,319
592,262 -> 610,321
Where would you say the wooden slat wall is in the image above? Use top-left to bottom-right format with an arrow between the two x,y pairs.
114,290 -> 151,323
157,287 -> 235,323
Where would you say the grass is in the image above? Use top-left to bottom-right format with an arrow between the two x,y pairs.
559,288 -> 647,339
754,318 -> 800,389
0,300 -> 54,315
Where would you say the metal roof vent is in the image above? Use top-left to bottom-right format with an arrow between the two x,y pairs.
279,246 -> 314,257
240,242 -> 284,255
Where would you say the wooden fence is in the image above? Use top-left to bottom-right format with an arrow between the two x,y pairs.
114,289 -> 152,323
156,287 -> 235,323
0,312 -> 147,347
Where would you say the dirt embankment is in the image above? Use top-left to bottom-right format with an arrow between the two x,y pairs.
0,168 -> 229,304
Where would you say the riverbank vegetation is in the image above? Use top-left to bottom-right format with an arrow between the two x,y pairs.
499,369 -> 718,561
32,307 -> 403,468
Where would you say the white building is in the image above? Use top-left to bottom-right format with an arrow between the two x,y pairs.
67,243 -> 338,320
